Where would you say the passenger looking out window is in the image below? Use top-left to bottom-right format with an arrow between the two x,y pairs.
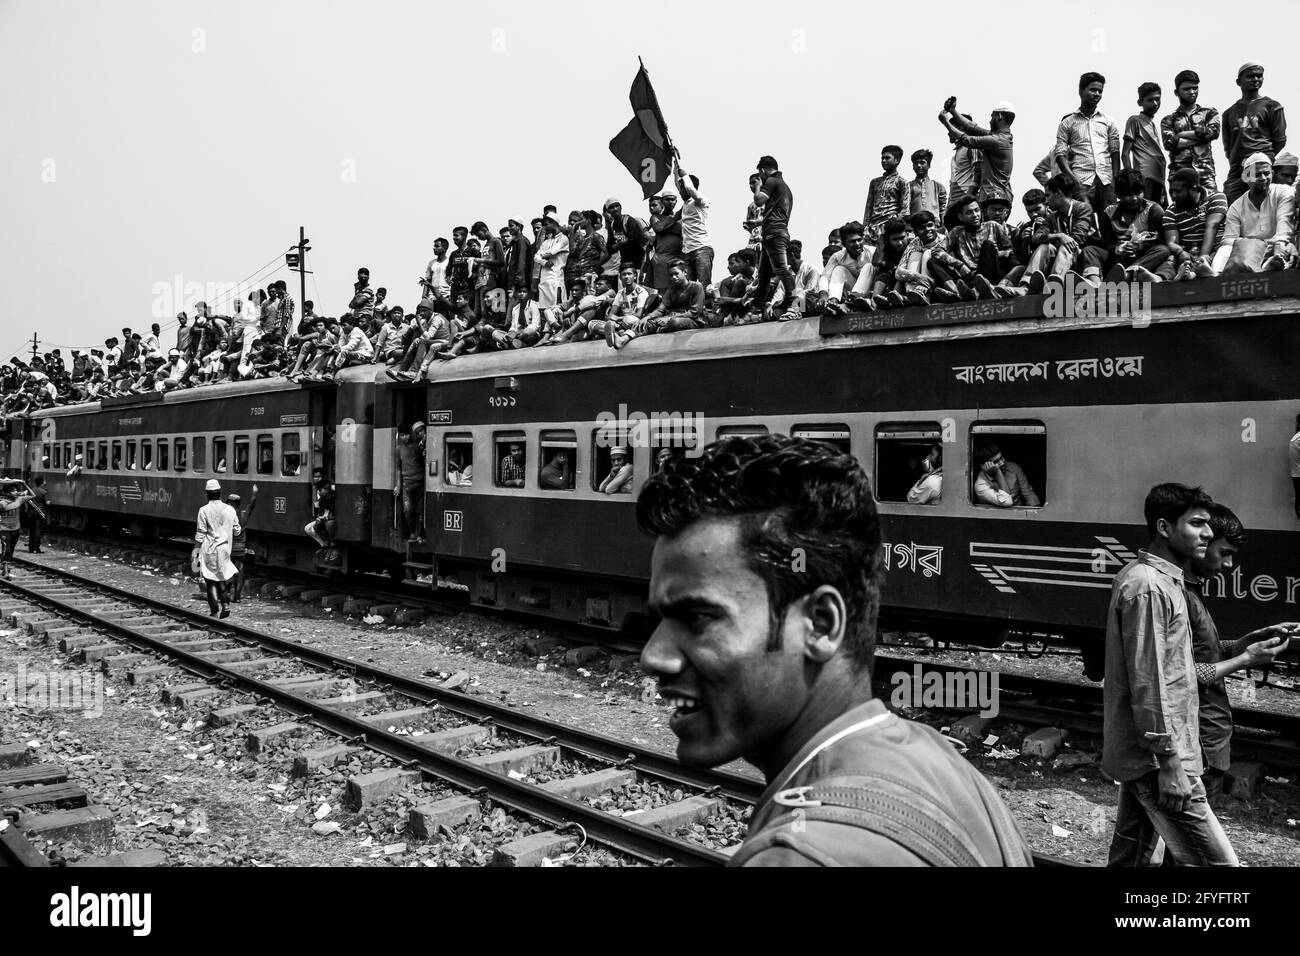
498,442 -> 526,488
906,444 -> 943,504
599,446 -> 634,495
973,442 -> 1040,507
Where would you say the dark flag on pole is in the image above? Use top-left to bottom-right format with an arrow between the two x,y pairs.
608,59 -> 675,199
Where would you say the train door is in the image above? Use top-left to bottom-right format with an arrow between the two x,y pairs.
384,386 -> 428,556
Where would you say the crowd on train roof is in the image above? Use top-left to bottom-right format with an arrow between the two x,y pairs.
3,61 -> 1295,413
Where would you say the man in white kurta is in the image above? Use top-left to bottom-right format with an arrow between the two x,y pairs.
195,478 -> 241,618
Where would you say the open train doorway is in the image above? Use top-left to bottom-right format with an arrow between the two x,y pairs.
390,386 -> 428,554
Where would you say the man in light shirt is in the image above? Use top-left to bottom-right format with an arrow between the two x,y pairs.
674,161 -> 714,289
1055,71 -> 1121,215
421,237 -> 452,314
1211,153 -> 1295,273
973,442 -> 1040,507
817,221 -> 874,313
906,444 -> 943,504
535,216 -> 569,308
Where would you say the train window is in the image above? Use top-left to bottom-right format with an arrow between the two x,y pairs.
494,431 -> 527,489
233,436 -> 250,475
192,437 -> 206,472
591,426 -> 634,495
444,434 -> 474,486
174,438 -> 187,472
650,422 -> 698,473
793,424 -> 852,456
126,440 -> 137,470
63,442 -> 72,468
281,432 -> 301,477
538,429 -> 576,491
970,422 -> 1046,508
141,441 -> 153,471
212,437 -> 226,473
74,442 -> 83,468
715,425 -> 769,441
96,442 -> 107,470
51,444 -> 61,469
111,441 -> 122,470
256,434 -> 274,475
157,440 -> 169,472
874,423 -> 942,503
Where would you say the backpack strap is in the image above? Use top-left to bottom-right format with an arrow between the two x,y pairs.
732,772 -> 984,867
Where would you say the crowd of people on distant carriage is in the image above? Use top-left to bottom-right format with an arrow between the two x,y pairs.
3,61 -> 1294,412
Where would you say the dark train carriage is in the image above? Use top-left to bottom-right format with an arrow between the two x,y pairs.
394,273 -> 1300,646
35,379 -> 331,571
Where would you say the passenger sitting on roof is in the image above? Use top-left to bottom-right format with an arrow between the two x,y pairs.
543,276 -> 616,345
1080,169 -> 1172,283
606,264 -> 656,351
787,240 -> 822,318
437,293 -> 498,360
1018,172 -> 1097,292
1211,153 -> 1295,274
973,442 -> 1040,507
714,249 -> 757,326
944,194 -> 1017,297
599,446 -> 634,494
892,210 -> 969,307
634,261 -> 707,335
1160,168 -> 1228,280
850,217 -> 910,311
906,444 -> 943,504
819,222 -> 874,316
389,299 -> 451,380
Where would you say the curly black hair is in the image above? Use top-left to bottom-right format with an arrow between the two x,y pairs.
636,435 -> 882,674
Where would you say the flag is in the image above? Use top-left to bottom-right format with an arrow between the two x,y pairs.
608,61 -> 674,200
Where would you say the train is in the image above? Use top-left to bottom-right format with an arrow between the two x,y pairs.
16,270 -> 1300,668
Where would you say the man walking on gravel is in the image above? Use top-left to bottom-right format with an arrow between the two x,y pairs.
1104,483 -> 1237,866
636,435 -> 1033,866
0,480 -> 35,581
194,478 -> 240,619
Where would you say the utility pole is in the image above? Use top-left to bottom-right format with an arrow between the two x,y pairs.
30,333 -> 38,365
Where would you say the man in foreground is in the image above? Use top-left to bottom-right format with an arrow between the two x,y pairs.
636,435 -> 1032,866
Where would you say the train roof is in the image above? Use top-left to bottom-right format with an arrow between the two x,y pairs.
30,271 -> 1300,414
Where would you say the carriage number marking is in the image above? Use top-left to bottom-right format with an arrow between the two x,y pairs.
488,395 -> 517,407
444,511 -> 463,531
274,497 -> 286,514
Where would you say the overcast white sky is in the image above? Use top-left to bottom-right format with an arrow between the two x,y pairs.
2,0 -> 1296,361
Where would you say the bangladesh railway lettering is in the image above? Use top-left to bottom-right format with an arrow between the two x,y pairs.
953,355 -> 1143,385
882,541 -> 943,577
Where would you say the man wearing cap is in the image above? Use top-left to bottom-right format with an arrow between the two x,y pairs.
1222,64 -> 1286,205
535,216 -> 570,308
194,479 -> 240,618
1212,153 -> 1295,274
227,485 -> 257,602
1272,151 -> 1299,188
939,97 -> 1016,205
599,447 -> 634,495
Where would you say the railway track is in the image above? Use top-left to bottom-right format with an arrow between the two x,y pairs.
0,557 -> 1087,867
0,559 -> 761,866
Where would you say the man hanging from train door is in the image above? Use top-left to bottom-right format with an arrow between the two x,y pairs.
394,424 -> 425,543
226,484 -> 258,603
637,435 -> 1033,866
1103,483 -> 1236,866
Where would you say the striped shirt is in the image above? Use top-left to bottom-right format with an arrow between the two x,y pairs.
1161,189 -> 1228,250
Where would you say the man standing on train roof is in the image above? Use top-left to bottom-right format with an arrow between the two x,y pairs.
194,478 -> 240,619
1221,63 -> 1286,205
1104,484 -> 1236,866
637,435 -> 1033,866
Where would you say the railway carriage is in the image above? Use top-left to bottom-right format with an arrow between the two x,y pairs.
32,380 -> 333,572
375,272 -> 1300,654
15,271 -> 1300,663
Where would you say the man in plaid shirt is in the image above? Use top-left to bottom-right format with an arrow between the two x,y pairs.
1161,70 -> 1220,193
499,442 -> 526,488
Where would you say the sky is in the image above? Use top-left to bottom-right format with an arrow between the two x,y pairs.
3,0 -> 1298,361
